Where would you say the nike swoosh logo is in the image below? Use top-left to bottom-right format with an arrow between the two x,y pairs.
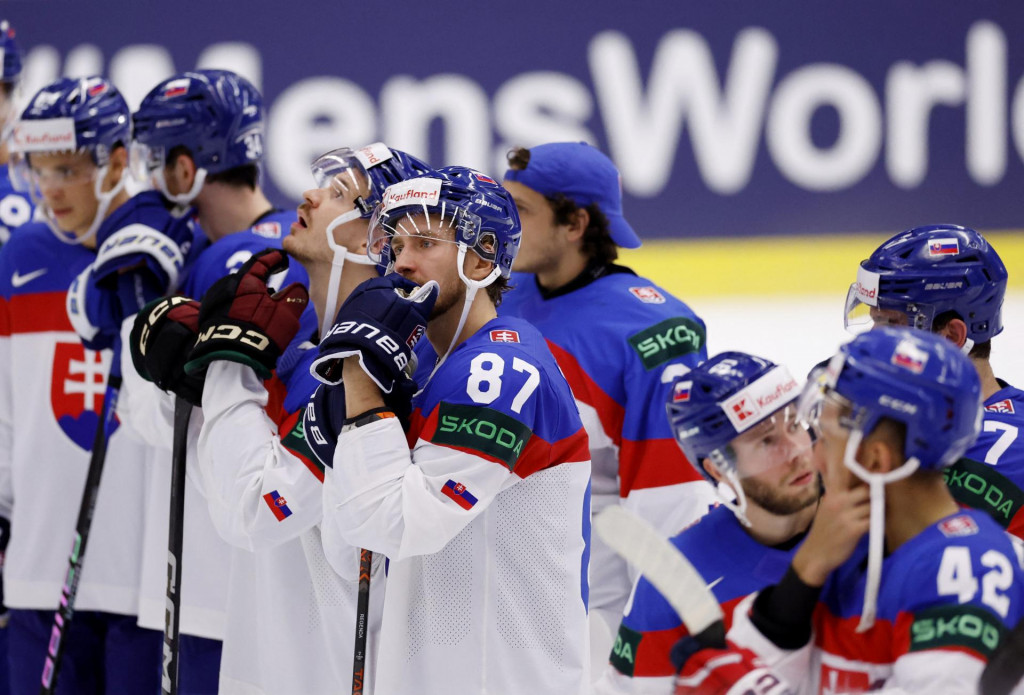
11,268 -> 47,288
707,576 -> 725,591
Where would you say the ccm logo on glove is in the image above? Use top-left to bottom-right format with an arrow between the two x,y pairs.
195,324 -> 271,351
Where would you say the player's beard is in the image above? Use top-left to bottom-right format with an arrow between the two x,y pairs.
741,474 -> 821,516
429,273 -> 468,319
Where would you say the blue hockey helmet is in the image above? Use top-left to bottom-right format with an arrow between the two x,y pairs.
0,21 -> 22,85
131,69 -> 264,205
309,143 -> 432,220
307,143 -> 433,340
845,225 -> 1007,347
811,326 -> 981,471
9,77 -> 131,243
666,352 -> 809,525
368,165 -> 521,282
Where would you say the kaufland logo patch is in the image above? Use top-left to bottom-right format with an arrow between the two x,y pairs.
928,238 -> 960,257
163,78 -> 190,98
381,178 -> 442,212
892,339 -> 928,374
629,286 -> 666,304
12,118 -> 76,153
854,266 -> 880,306
731,398 -> 755,421
489,329 -> 520,343
354,142 -> 393,169
672,380 -> 692,403
985,399 -> 1015,414
720,366 -> 798,433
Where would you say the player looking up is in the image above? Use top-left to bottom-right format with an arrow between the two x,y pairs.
595,352 -> 819,694
316,166 -> 593,694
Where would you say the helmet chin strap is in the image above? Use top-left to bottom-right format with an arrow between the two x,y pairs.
842,427 -> 919,632
320,209 -> 375,340
960,337 -> 975,356
153,166 -> 207,213
709,450 -> 752,528
46,165 -> 128,246
422,244 -> 500,388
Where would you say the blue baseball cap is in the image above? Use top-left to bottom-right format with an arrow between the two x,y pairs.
503,141 -> 641,249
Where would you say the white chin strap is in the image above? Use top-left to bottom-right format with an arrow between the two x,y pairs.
961,338 -> 975,356
842,428 -> 919,632
720,468 -> 752,529
46,166 -> 127,246
422,244 -> 500,389
153,166 -> 207,213
320,209 -> 375,340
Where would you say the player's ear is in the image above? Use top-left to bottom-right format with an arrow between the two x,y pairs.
565,206 -> 589,243
701,458 -> 723,484
859,430 -> 899,474
936,318 -> 969,350
101,145 -> 128,192
169,152 -> 197,190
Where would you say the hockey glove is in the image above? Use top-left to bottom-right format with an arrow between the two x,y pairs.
311,275 -> 438,394
130,296 -> 206,406
186,248 -> 309,380
92,191 -> 194,294
672,638 -> 794,695
67,263 -> 165,351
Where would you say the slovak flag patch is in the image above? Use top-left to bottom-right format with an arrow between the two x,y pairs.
928,238 -> 959,256
473,172 -> 496,184
672,380 -> 692,403
441,480 -> 478,510
263,490 -> 293,521
489,329 -> 520,343
985,399 -> 1016,414
892,339 -> 927,374
163,78 -> 191,99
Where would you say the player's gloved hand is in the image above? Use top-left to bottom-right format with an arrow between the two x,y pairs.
130,296 -> 205,406
91,192 -> 193,294
67,263 -> 165,351
186,248 -> 309,380
311,275 -> 438,393
672,637 -> 794,695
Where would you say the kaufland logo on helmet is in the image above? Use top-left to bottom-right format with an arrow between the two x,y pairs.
355,142 -> 393,169
721,366 -> 798,433
753,378 -> 799,410
12,118 -> 76,153
381,178 -> 442,212
854,266 -> 880,306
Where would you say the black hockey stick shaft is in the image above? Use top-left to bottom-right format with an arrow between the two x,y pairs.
352,548 -> 372,695
162,397 -> 191,695
40,372 -> 123,695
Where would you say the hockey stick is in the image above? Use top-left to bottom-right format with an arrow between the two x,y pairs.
40,371 -> 123,695
352,548 -> 373,695
162,396 -> 192,695
593,506 -> 724,643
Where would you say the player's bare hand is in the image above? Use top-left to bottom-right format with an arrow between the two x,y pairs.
791,484 -> 870,586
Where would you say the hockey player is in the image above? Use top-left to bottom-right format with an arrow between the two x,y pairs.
843,225 -> 1023,537
1,77 -> 179,694
675,328 -> 1024,694
130,143 -> 430,693
0,22 -> 33,245
594,352 -> 818,694
316,166 -> 592,694
119,68 -> 316,694
499,142 -> 716,662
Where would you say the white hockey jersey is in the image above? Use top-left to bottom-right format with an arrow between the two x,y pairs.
322,316 -> 592,695
0,222 -> 146,614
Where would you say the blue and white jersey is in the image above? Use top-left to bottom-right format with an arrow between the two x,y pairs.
0,163 -> 34,245
945,380 -> 1024,538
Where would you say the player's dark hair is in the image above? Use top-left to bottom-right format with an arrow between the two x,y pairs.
933,310 -> 992,360
486,276 -> 509,306
166,145 -> 260,190
506,146 -> 618,266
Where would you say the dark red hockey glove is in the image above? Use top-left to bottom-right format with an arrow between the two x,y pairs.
130,295 -> 206,406
673,639 -> 794,695
186,248 -> 309,379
